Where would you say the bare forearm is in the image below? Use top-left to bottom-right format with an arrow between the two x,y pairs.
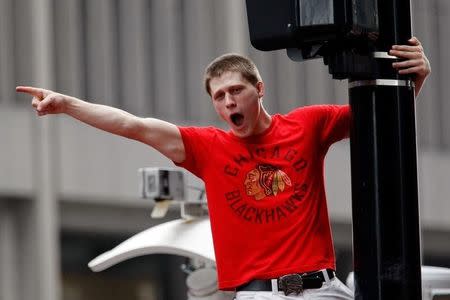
414,76 -> 427,98
65,97 -> 140,139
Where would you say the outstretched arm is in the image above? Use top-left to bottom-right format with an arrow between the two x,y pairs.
389,36 -> 431,97
16,86 -> 186,163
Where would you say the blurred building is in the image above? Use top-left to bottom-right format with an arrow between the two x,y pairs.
0,0 -> 449,300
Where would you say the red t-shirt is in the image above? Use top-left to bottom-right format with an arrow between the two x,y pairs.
176,104 -> 350,290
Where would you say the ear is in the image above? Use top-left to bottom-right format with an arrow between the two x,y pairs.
256,81 -> 265,98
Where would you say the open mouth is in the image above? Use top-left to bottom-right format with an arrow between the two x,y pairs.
230,113 -> 244,127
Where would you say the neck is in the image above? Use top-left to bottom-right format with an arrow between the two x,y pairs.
253,107 -> 272,135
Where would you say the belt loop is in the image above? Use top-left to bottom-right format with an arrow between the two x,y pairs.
321,269 -> 330,283
271,279 -> 278,294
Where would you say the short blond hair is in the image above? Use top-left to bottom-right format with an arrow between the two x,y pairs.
204,53 -> 262,96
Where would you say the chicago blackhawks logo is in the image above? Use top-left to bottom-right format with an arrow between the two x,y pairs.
244,164 -> 292,200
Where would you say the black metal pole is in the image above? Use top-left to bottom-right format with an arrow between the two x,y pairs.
349,0 -> 422,299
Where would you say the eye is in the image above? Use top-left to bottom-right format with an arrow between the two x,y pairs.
231,87 -> 242,94
214,92 -> 225,101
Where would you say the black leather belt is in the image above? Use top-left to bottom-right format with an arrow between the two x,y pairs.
236,269 -> 335,296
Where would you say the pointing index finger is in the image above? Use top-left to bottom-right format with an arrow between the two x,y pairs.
16,86 -> 48,99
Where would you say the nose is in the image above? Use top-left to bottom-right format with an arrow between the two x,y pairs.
225,94 -> 236,108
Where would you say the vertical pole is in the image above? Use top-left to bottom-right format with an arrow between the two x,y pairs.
29,0 -> 61,300
349,0 -> 422,299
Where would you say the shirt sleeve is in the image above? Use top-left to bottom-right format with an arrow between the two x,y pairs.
288,104 -> 350,150
174,126 -> 215,179
318,105 -> 351,148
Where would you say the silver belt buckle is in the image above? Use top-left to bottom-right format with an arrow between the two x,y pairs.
278,273 -> 303,296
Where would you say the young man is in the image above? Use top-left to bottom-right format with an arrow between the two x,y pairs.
17,37 -> 430,299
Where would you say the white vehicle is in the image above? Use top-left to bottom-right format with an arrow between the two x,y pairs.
89,168 -> 233,300
88,217 -> 234,300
